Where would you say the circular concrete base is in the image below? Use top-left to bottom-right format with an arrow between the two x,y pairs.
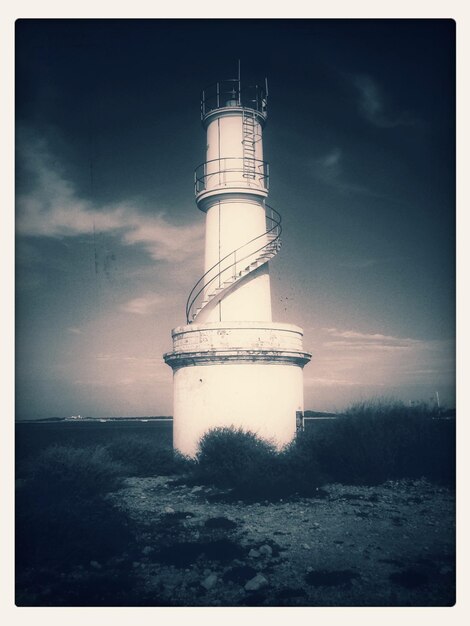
164,322 -> 311,457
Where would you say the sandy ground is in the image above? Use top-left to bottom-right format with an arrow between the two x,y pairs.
109,476 -> 455,607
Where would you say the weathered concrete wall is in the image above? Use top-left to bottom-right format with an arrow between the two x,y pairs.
201,198 -> 271,323
172,362 -> 305,457
170,322 -> 306,353
164,322 -> 311,456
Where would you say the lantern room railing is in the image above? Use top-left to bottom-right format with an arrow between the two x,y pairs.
200,78 -> 268,119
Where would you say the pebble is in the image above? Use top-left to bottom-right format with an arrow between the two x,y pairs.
142,546 -> 153,556
302,543 -> 311,550
248,549 -> 260,558
244,574 -> 268,591
259,545 -> 273,557
201,573 -> 218,590
164,506 -> 175,514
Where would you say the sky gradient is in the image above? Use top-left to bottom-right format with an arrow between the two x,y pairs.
15,19 -> 455,419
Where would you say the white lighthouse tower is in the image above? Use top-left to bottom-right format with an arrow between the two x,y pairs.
164,74 -> 311,456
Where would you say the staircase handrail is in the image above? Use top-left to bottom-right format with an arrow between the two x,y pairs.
186,204 -> 282,323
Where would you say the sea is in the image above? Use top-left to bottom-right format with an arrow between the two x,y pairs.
15,417 -> 328,466
15,419 -> 174,466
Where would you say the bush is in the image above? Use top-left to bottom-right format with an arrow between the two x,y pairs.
106,435 -> 191,476
195,427 -> 276,485
187,400 -> 455,499
278,435 -> 328,496
299,399 -> 455,486
16,445 -> 133,568
192,426 -> 325,501
25,444 -> 127,500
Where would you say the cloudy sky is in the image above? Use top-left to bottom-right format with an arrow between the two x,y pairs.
15,19 -> 455,419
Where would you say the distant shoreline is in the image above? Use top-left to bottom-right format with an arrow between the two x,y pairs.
16,417 -> 173,424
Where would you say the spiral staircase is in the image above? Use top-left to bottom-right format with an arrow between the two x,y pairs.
186,204 -> 282,324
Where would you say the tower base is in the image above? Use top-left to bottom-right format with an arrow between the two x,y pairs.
164,322 -> 311,457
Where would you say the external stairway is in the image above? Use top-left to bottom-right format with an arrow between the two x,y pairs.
186,205 -> 282,323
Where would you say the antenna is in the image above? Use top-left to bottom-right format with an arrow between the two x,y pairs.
265,76 -> 269,98
238,59 -> 241,105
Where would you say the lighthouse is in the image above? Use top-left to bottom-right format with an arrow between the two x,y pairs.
164,75 -> 311,456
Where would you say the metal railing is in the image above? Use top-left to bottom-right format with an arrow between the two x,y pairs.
186,204 -> 281,323
194,157 -> 269,195
201,78 -> 268,119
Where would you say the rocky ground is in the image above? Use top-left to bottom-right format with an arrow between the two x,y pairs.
16,477 -> 455,606
105,476 -> 455,607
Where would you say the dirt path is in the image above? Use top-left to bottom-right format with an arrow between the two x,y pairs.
111,477 -> 455,606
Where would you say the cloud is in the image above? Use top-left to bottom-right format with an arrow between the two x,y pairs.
352,74 -> 417,128
307,327 -> 455,392
322,328 -> 421,351
312,148 -> 342,184
121,293 -> 168,315
67,327 -> 83,335
16,135 -> 204,263
304,376 -> 365,388
312,148 -> 375,195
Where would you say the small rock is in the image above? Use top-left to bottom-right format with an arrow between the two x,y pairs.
248,549 -> 260,558
201,573 -> 218,590
245,574 -> 268,591
89,560 -> 101,570
259,545 -> 273,557
164,506 -> 175,514
302,543 -> 311,550
306,566 -> 313,573
142,546 -> 153,556
191,486 -> 203,493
